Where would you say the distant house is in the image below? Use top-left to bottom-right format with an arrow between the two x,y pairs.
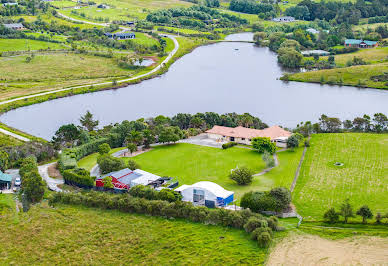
175,181 -> 234,208
0,171 -> 12,190
306,28 -> 319,35
344,39 -> 378,48
97,4 -> 109,9
104,32 -> 135,40
125,21 -> 135,26
272,16 -> 295,22
2,23 -> 24,30
206,125 -> 292,147
301,50 -> 330,56
95,168 -> 161,191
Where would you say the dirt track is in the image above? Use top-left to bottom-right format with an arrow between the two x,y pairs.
267,234 -> 388,265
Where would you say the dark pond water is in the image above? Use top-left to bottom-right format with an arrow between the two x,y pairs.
2,33 -> 387,140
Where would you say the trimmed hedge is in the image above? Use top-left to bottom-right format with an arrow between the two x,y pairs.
49,191 -> 279,244
62,168 -> 95,188
222,141 -> 237,149
129,185 -> 182,202
240,187 -> 291,213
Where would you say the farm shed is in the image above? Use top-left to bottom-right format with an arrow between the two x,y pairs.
0,171 -> 12,190
175,181 -> 234,208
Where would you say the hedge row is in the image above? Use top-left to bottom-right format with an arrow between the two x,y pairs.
49,191 -> 279,246
222,141 -> 237,149
58,135 -> 121,171
62,168 -> 95,188
129,185 -> 182,202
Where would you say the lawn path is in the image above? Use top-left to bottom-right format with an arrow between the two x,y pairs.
290,136 -> 310,192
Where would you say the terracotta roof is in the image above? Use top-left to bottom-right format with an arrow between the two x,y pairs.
206,125 -> 291,140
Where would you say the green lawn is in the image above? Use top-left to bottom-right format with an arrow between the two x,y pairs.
49,0 -> 77,8
128,32 -> 160,47
0,204 -> 267,264
78,147 -> 126,171
124,143 -> 266,200
0,39 -> 66,52
293,133 -> 388,221
0,194 -> 15,216
258,147 -> 304,191
288,62 -> 388,89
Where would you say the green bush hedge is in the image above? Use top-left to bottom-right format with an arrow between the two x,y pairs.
129,185 -> 182,202
222,141 -> 237,149
62,168 -> 95,188
240,187 -> 291,213
49,191 -> 279,245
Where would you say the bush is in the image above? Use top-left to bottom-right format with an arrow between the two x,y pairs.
323,207 -> 339,224
98,143 -> 111,155
251,227 -> 272,240
251,137 -> 276,154
229,166 -> 254,185
257,231 -> 272,248
262,151 -> 275,168
241,187 -> 291,213
304,139 -> 310,147
127,159 -> 140,170
287,135 -> 299,150
128,185 -> 182,202
97,154 -> 125,174
63,168 -> 94,188
19,157 -> 45,204
222,141 -> 237,149
244,216 -> 268,233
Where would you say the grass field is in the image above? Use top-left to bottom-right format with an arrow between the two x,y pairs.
0,194 -> 15,216
49,0 -> 77,8
293,133 -> 388,221
123,143 -> 268,199
288,62 -> 388,89
25,32 -> 68,43
61,0 -> 192,21
0,53 -> 144,100
0,204 -> 267,264
78,147 -> 126,171
0,39 -> 66,52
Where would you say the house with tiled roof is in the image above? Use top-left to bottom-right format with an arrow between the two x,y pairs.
205,125 -> 292,147
344,39 -> 378,48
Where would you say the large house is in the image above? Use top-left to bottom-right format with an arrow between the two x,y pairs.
344,39 -> 378,48
104,32 -> 136,40
3,23 -> 24,30
175,181 -> 234,208
206,125 -> 292,147
95,168 -> 162,191
272,16 -> 295,22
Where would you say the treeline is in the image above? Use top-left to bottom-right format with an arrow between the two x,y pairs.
229,0 -> 275,16
146,5 -> 247,30
295,113 -> 388,136
0,0 -> 49,16
49,191 -> 281,247
288,0 -> 388,24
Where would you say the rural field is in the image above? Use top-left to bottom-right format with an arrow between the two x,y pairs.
288,62 -> 388,89
0,204 -> 267,265
0,53 -> 145,100
0,39 -> 66,52
293,133 -> 388,221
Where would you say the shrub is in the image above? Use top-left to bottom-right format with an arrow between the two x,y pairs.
241,187 -> 291,213
356,205 -> 373,224
229,166 -> 254,185
97,154 -> 125,174
269,187 -> 291,210
127,159 -> 140,170
98,143 -> 111,155
257,231 -> 272,248
262,151 -> 275,168
251,227 -> 273,240
304,139 -> 310,147
251,137 -> 276,154
244,216 -> 268,233
19,157 -> 44,204
287,135 -> 299,150
222,141 -> 237,149
128,185 -> 182,202
63,168 -> 94,188
324,207 -> 340,223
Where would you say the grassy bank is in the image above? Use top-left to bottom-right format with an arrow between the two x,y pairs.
0,203 -> 267,264
293,133 -> 388,221
286,62 -> 388,89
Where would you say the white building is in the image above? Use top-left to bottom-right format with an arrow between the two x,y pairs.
272,16 -> 295,22
175,181 -> 234,208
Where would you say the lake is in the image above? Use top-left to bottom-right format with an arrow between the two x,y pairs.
1,33 -> 387,140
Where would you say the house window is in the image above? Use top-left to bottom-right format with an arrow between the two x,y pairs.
193,189 -> 205,203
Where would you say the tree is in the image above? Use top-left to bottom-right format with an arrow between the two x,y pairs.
269,187 -> 291,210
102,176 -> 114,189
142,129 -> 155,148
252,22 -> 264,32
277,47 -> 303,68
127,130 -> 143,146
373,113 -> 387,132
97,154 -> 125,174
98,143 -> 111,155
286,135 -> 299,150
356,205 -> 373,224
158,126 -> 182,144
127,143 -> 137,154
251,137 -> 276,154
324,207 -> 340,223
127,159 -> 140,170
375,212 -> 383,224
340,199 -> 354,223
285,5 -> 310,20
253,32 -> 266,45
23,170 -> 45,203
80,110 -> 99,132
0,150 -> 9,172
52,124 -> 80,147
229,167 -> 254,185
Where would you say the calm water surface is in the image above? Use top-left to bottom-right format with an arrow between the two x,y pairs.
2,33 -> 387,140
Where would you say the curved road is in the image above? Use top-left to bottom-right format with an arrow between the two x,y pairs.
0,13 -> 179,140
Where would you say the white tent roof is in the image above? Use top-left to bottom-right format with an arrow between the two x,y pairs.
175,181 -> 233,198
